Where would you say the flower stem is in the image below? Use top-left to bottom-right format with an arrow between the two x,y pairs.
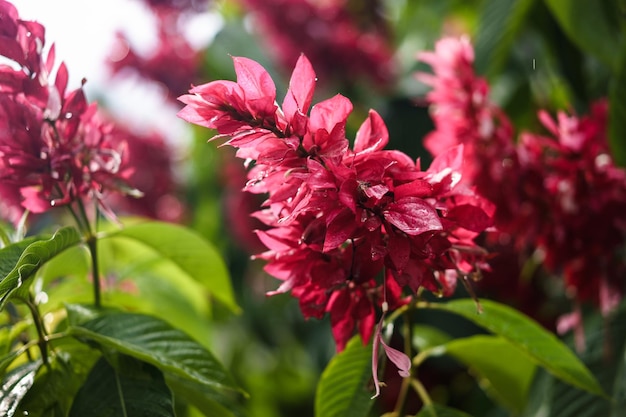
74,198 -> 102,308
410,378 -> 433,408
87,235 -> 101,308
392,313 -> 414,415
26,294 -> 49,366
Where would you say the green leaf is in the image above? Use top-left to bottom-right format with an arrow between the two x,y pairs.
520,305 -> 626,417
0,227 -> 82,308
0,360 -> 42,416
66,306 -> 241,396
315,335 -> 373,417
609,39 -> 626,167
412,324 -> 452,352
165,373 -> 246,417
102,221 -> 239,313
69,355 -> 175,417
0,237 -> 40,280
432,335 -> 535,413
423,299 -> 604,397
544,0 -> 621,70
95,236 -> 217,348
415,403 -> 474,417
16,348 -> 96,417
474,0 -> 536,77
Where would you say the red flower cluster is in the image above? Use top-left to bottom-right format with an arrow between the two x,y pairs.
418,36 -> 626,325
0,0 -> 180,224
238,0 -> 396,89
178,54 -> 493,351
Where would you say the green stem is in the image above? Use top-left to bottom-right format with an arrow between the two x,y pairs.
26,294 -> 49,366
391,313 -> 414,415
87,235 -> 101,308
73,198 -> 102,308
410,378 -> 433,408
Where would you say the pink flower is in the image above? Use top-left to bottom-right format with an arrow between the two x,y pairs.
418,35 -> 626,325
179,53 -> 493,355
0,1 -> 142,221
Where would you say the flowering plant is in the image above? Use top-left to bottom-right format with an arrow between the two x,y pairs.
0,0 -> 625,416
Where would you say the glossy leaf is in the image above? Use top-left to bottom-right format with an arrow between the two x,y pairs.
544,0 -> 621,70
0,360 -> 42,417
69,355 -> 175,417
0,237 -> 41,281
16,349 -> 95,417
102,221 -> 239,313
315,335 -> 373,417
423,299 -> 604,397
66,306 -> 241,395
520,305 -> 626,417
0,227 -> 81,308
415,403 -> 474,417
431,335 -> 535,413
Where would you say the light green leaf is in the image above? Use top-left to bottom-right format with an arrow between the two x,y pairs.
609,39 -> 626,167
102,221 -> 239,313
432,335 -> 535,413
69,355 -> 175,417
423,299 -> 604,397
66,306 -> 241,396
415,403 -> 474,417
0,237 -> 40,281
95,236 -> 216,347
412,324 -> 452,352
315,335 -> 373,417
0,227 -> 82,308
544,0 -> 621,70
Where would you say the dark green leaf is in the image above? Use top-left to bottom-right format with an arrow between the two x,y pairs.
544,0 -> 621,70
423,299 -> 604,397
521,305 -> 626,417
415,403 -> 474,417
102,221 -> 239,313
315,335 -> 373,417
474,0 -> 536,77
0,360 -> 42,417
609,39 -> 626,167
66,306 -> 241,395
432,335 -> 535,413
16,348 -> 96,417
165,373 -> 246,417
0,227 -> 82,308
69,355 -> 175,417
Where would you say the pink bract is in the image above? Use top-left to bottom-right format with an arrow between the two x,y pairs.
178,53 -> 493,351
